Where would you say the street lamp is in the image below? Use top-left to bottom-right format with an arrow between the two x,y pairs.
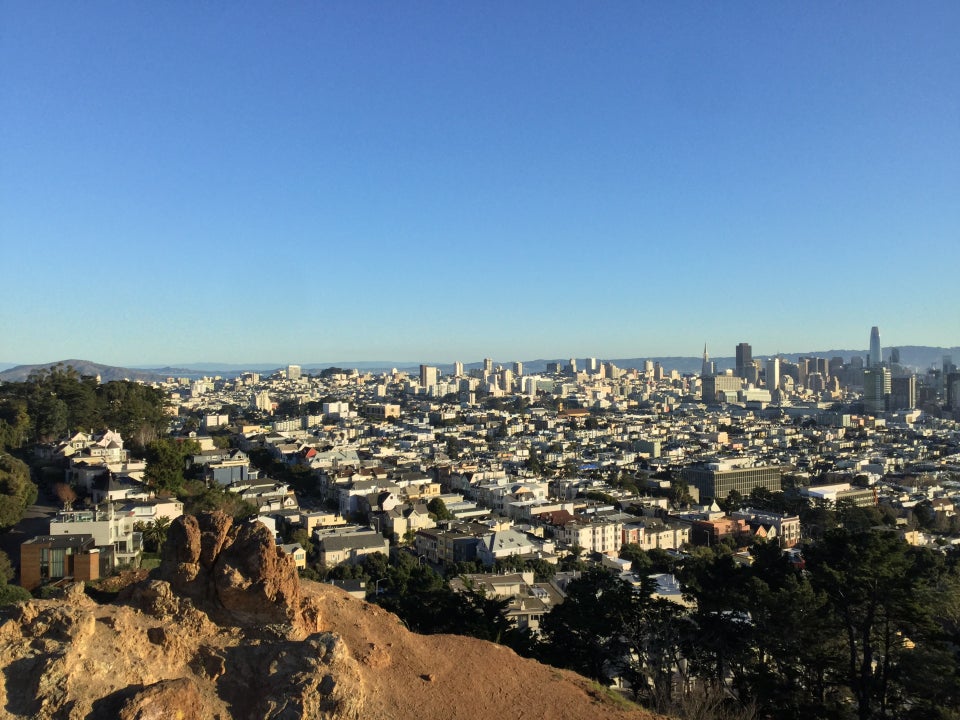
375,577 -> 387,595
417,554 -> 426,567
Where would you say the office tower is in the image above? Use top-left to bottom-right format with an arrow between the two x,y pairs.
736,343 -> 752,379
869,326 -> 882,367
702,373 -> 742,403
586,357 -> 598,373
483,358 -> 494,374
682,463 -> 782,501
701,345 -> 713,377
765,357 -> 780,391
947,372 -> 960,409
863,367 -> 891,414
797,357 -> 812,387
890,348 -> 901,365
568,358 -> 577,373
829,357 -> 845,377
419,365 -> 438,389
779,360 -> 799,385
807,372 -> 825,393
512,361 -> 523,376
453,361 -> 463,378
286,365 -> 301,380
499,368 -> 514,393
890,376 -> 916,410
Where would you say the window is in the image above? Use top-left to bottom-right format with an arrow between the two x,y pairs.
49,548 -> 65,578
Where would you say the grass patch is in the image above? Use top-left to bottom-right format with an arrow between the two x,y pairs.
587,681 -> 639,711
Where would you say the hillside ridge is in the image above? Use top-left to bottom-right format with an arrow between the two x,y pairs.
0,512 -> 662,720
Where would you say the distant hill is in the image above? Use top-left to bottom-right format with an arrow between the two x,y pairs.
0,360 -> 171,383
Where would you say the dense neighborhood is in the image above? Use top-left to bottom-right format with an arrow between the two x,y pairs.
2,350 -> 960,719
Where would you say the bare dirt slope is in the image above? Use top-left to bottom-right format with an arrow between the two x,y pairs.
306,581 -> 655,720
0,512 -> 663,720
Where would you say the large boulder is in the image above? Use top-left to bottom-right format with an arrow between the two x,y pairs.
213,520 -> 303,627
158,512 -> 319,636
115,678 -> 208,720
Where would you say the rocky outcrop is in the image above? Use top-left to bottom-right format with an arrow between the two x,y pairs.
114,678 -> 208,720
158,512 -> 320,637
0,513 -> 661,720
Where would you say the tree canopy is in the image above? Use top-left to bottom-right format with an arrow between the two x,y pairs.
0,453 -> 37,531
0,364 -> 169,451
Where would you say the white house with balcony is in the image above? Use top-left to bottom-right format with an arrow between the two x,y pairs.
47,504 -> 142,568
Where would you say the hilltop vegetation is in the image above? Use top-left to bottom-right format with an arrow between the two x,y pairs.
0,363 -> 168,450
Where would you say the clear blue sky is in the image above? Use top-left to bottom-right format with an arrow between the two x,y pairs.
2,2 -> 958,366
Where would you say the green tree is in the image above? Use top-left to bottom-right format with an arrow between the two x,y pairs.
677,552 -> 755,691
559,544 -> 587,572
0,453 -> 37,531
620,596 -> 690,710
721,489 -> 744,513
96,380 -> 169,449
427,497 -> 454,521
32,391 -> 68,442
538,568 -> 638,683
144,438 -> 199,493
670,479 -> 694,506
0,584 -> 31,606
289,527 -> 314,558
523,558 -> 557,582
141,515 -> 172,553
0,549 -> 15,583
0,398 -> 31,450
805,528 -> 953,720
181,480 -> 257,520
619,543 -> 654,575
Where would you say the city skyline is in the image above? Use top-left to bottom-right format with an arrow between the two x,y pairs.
3,4 -> 958,365
2,333 -> 958,377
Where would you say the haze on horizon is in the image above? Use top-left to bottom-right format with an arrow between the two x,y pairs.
2,4 -> 958,366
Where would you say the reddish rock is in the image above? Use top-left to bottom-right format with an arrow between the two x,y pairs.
159,512 -> 319,636
198,511 -> 234,570
116,677 -> 207,720
213,519 -> 302,628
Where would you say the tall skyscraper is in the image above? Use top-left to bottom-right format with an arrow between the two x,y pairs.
512,361 -> 523,376
453,361 -> 464,378
869,326 -> 882,367
943,356 -> 957,395
947,372 -> 960,409
483,358 -> 494,374
736,343 -> 752,379
765,357 -> 780,391
701,344 -> 713,377
863,367 -> 891,414
644,359 -> 654,378
420,365 -> 438,389
568,358 -> 578,373
890,376 -> 916,410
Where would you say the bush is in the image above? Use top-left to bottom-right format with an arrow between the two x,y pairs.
0,583 -> 31,606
